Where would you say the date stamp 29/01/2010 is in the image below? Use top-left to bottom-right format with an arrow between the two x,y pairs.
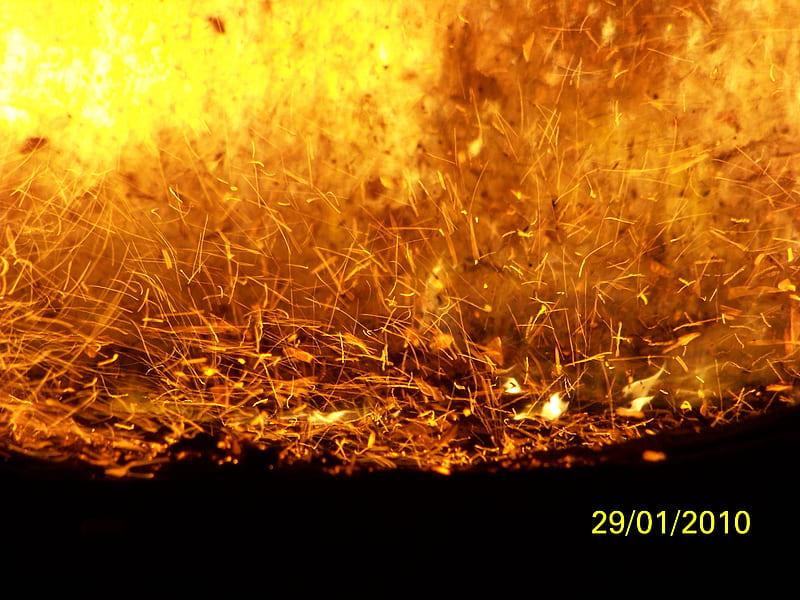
592,510 -> 751,536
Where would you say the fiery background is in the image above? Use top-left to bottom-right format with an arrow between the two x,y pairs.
2,0 -> 799,479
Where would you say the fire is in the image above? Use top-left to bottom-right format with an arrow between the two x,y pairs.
1,0 -> 798,477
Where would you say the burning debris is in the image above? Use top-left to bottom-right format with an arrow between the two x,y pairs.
1,0 -> 799,478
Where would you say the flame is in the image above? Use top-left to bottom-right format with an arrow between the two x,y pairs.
540,393 -> 568,420
0,0 -> 444,177
514,392 -> 568,421
1,0 -> 795,476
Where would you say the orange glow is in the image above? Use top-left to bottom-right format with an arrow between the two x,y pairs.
2,0 -> 799,477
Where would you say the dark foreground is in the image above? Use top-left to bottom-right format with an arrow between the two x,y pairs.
2,404 -> 797,566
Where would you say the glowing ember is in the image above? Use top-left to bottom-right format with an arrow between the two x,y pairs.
514,392 -> 569,421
